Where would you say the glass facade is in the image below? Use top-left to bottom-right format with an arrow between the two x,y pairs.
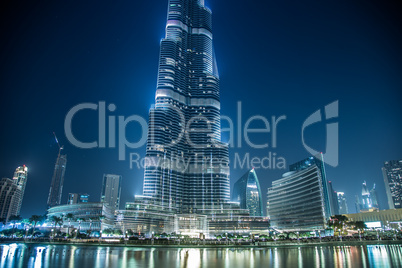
382,160 -> 402,209
232,169 -> 264,216
268,154 -> 330,231
142,0 -> 229,214
101,174 -> 122,210
47,152 -> 67,208
337,192 -> 348,214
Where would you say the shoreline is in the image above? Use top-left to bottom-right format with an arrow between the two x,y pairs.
1,239 -> 402,249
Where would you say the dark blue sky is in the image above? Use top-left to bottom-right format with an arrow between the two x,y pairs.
1,0 -> 401,218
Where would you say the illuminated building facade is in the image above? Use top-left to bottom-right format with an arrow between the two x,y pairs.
232,169 -> 264,216
337,192 -> 348,214
68,193 -> 89,204
47,151 -> 67,208
142,0 -> 230,215
100,174 -> 122,210
268,154 -> 331,231
382,160 -> 402,209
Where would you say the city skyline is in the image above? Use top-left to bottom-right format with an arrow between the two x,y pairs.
0,0 -> 401,218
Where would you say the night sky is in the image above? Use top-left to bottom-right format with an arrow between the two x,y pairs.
0,0 -> 401,218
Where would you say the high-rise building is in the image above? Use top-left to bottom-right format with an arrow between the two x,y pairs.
142,0 -> 230,214
0,178 -> 20,221
12,165 -> 28,214
370,184 -> 379,209
382,160 -> 402,209
232,169 -> 263,216
47,148 -> 67,208
0,166 -> 28,221
356,181 -> 379,212
337,192 -> 348,214
67,193 -> 89,204
328,181 -> 339,215
101,174 -> 122,210
268,154 -> 332,231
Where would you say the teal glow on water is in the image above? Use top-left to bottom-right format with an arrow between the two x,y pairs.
1,244 -> 402,268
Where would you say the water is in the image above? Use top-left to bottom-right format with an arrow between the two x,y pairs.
1,243 -> 402,267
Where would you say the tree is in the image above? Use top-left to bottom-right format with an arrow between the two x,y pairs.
354,221 -> 367,230
8,215 -> 22,237
0,218 -> 6,228
76,218 -> 86,238
29,215 -> 44,241
50,216 -> 63,235
64,213 -> 75,237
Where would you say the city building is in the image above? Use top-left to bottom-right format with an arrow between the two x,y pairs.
345,208 -> 402,229
47,148 -> 67,208
141,0 -> 230,216
337,192 -> 348,214
0,178 -> 20,221
12,165 -> 28,214
47,202 -> 114,233
356,181 -> 379,212
328,181 -> 339,215
232,169 -> 264,216
100,174 -> 122,210
0,166 -> 28,221
382,160 -> 402,209
268,154 -> 332,231
67,193 -> 89,204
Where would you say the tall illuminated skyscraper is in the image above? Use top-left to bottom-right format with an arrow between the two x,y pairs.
0,166 -> 28,221
47,149 -> 67,208
382,160 -> 402,209
12,165 -> 28,214
232,169 -> 263,216
142,0 -> 229,214
337,192 -> 348,214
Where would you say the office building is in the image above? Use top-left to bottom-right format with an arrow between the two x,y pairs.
337,192 -> 348,214
328,181 -> 339,215
382,160 -> 402,209
232,169 -> 263,216
101,174 -> 122,210
47,149 -> 67,207
356,181 -> 379,212
268,154 -> 331,231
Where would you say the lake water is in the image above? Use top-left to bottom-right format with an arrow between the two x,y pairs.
1,243 -> 402,267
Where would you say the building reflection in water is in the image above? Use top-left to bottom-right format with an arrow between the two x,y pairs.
1,244 -> 402,267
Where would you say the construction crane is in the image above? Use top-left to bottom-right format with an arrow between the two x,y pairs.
53,132 -> 64,156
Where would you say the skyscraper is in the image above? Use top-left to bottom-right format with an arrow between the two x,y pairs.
337,192 -> 348,214
232,169 -> 263,216
0,166 -> 28,221
268,154 -> 332,231
356,181 -> 379,212
12,165 -> 28,214
101,174 -> 122,210
47,148 -> 67,208
382,160 -> 402,209
328,181 -> 339,215
142,0 -> 229,214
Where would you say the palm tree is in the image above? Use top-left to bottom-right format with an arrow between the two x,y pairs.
29,215 -> 43,241
64,213 -> 75,237
76,218 -> 86,238
8,215 -> 22,237
50,216 -> 63,236
0,218 -> 6,229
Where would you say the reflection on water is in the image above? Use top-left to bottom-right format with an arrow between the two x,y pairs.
1,243 -> 402,268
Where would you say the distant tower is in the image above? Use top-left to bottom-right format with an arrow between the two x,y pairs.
0,166 -> 28,221
47,133 -> 67,208
370,184 -> 379,209
67,193 -> 89,204
382,160 -> 402,209
360,181 -> 371,210
337,192 -> 348,214
232,169 -> 263,216
101,174 -> 122,210
12,165 -> 28,214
